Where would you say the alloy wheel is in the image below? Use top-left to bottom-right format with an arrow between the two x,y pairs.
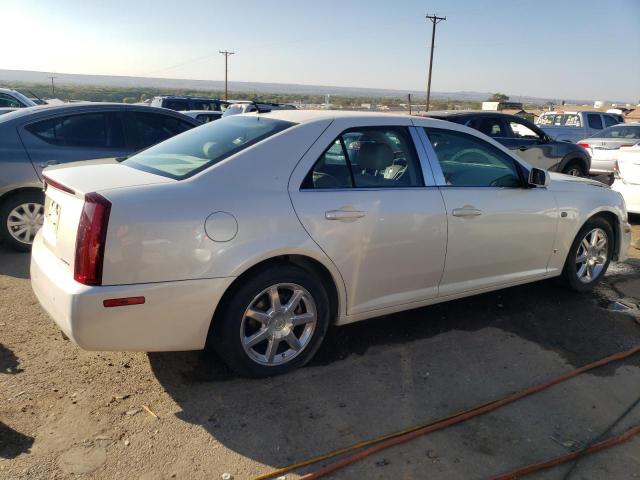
7,202 -> 44,245
240,283 -> 317,366
575,228 -> 608,283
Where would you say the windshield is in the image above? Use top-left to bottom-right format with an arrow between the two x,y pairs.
593,125 -> 640,140
123,115 -> 295,179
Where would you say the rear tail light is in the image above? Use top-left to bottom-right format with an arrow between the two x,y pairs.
74,193 -> 111,286
619,144 -> 634,148
577,143 -> 590,150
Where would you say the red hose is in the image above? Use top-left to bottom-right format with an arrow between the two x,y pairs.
298,345 -> 640,480
490,423 -> 640,480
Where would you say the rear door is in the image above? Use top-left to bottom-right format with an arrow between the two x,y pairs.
504,117 -> 557,170
418,125 -> 558,296
289,118 -> 447,316
19,111 -> 130,179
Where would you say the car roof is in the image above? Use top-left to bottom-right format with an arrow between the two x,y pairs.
0,102 -> 200,124
248,109 -> 452,127
154,95 -> 225,101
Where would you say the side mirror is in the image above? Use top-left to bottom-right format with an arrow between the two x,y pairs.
528,167 -> 550,187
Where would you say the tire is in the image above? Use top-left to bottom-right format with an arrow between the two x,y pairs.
562,160 -> 587,177
211,264 -> 330,377
0,191 -> 45,252
561,217 -> 614,292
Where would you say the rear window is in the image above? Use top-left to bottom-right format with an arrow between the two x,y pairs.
123,116 -> 294,179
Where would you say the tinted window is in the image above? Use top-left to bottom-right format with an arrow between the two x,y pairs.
163,99 -> 189,111
189,100 -> 222,111
425,128 -> 522,188
124,116 -> 294,179
508,119 -> 541,140
603,115 -> 619,128
467,117 -> 506,137
133,113 -> 194,149
587,114 -> 603,130
0,93 -> 23,108
26,113 -> 125,148
303,127 -> 423,189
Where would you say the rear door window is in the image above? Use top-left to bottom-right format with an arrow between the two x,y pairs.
132,112 -> 195,149
603,115 -> 618,128
587,114 -> 603,129
302,127 -> 424,189
467,117 -> 507,138
26,112 -> 125,148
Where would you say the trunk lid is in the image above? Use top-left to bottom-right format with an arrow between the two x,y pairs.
40,163 -> 173,272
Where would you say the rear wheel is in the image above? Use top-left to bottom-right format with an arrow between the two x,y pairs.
0,191 -> 44,252
211,265 -> 330,377
562,217 -> 613,291
562,161 -> 586,177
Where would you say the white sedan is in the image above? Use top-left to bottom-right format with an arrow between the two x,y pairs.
31,111 -> 631,377
613,145 -> 640,214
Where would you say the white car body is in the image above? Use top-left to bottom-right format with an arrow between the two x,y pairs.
612,145 -> 640,214
31,111 -> 631,364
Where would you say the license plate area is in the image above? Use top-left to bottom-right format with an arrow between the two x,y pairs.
43,197 -> 61,244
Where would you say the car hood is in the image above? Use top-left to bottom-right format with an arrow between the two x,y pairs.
548,172 -> 609,190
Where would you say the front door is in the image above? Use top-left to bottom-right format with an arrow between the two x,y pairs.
419,126 -> 558,296
289,123 -> 447,316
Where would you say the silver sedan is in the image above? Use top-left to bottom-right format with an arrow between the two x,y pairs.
578,123 -> 640,173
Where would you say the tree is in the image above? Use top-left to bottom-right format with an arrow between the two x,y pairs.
487,92 -> 509,102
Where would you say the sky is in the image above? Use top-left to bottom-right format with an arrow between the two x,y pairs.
2,0 -> 639,102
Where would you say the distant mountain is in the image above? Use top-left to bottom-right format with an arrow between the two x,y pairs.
0,68 -> 594,104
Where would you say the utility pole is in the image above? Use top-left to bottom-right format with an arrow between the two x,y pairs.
219,50 -> 235,100
425,14 -> 446,112
407,93 -> 412,115
48,74 -> 57,97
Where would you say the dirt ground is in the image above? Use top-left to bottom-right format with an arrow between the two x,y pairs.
2,221 -> 640,480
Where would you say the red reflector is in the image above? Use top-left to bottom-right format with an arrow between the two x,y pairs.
43,175 -> 75,195
577,143 -> 590,149
103,296 -> 145,308
620,144 -> 634,148
74,193 -> 111,286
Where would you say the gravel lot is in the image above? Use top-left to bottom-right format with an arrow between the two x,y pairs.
2,220 -> 640,480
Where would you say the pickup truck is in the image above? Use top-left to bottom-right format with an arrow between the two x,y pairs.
536,111 -> 622,143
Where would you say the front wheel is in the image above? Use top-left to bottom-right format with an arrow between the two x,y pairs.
562,161 -> 587,177
562,218 -> 613,291
211,265 -> 330,377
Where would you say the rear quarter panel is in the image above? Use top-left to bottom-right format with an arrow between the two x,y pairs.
99,119 -> 343,289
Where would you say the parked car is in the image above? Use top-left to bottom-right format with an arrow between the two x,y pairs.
181,110 -> 223,123
222,101 -> 297,117
150,95 -> 229,112
577,123 -> 640,173
612,145 -> 640,214
0,103 -> 200,251
31,111 -> 630,377
0,88 -> 38,108
425,111 -> 591,176
536,111 -> 621,143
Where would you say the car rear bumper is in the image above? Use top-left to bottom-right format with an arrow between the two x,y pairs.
30,232 -> 234,351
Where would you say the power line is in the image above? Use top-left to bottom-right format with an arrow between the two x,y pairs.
219,50 -> 235,100
425,14 -> 446,112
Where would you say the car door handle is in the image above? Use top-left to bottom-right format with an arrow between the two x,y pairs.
518,146 -> 529,151
325,209 -> 366,221
39,160 -> 59,168
452,207 -> 482,217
